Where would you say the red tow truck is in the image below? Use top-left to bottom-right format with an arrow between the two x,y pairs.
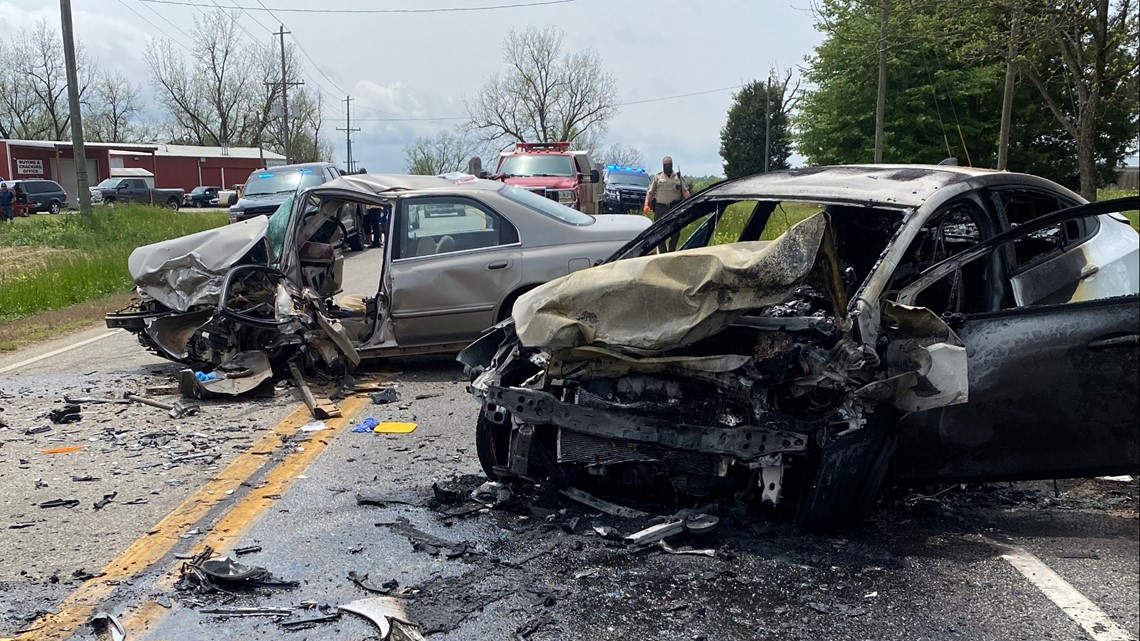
491,142 -> 604,215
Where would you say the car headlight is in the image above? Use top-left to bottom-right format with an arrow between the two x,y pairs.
557,189 -> 577,203
604,188 -> 619,197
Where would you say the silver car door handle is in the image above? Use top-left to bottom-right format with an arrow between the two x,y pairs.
1080,264 -> 1099,279
486,260 -> 510,270
1088,335 -> 1139,350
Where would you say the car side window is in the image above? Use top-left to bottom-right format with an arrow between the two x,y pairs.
891,201 -> 990,316
396,198 -> 519,260
995,189 -> 1096,271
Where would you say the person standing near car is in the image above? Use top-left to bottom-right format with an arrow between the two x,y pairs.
643,156 -> 690,251
0,183 -> 15,222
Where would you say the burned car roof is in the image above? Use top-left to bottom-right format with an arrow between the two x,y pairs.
701,165 -> 1083,209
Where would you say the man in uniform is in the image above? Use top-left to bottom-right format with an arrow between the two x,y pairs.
643,156 -> 690,251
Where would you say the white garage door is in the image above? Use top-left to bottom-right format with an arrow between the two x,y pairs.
50,158 -> 99,209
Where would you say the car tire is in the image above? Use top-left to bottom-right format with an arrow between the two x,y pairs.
166,198 -> 180,211
475,413 -> 511,480
48,200 -> 61,214
104,199 -> 115,208
795,410 -> 895,534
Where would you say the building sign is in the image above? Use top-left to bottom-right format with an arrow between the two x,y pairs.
16,159 -> 43,175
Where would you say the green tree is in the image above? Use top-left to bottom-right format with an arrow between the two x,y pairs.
720,70 -> 798,178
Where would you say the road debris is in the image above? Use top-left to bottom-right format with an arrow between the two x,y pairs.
299,420 -> 328,432
657,540 -> 716,557
379,517 -> 472,558
278,611 -> 342,630
233,545 -> 262,556
375,421 -> 417,434
89,611 -> 125,641
38,498 -> 80,509
340,596 -> 428,641
40,445 -> 84,454
470,481 -> 513,508
558,487 -> 648,518
48,404 -> 81,424
93,492 -> 117,510
199,607 -> 294,617
123,392 -> 199,419
24,425 -> 53,435
348,571 -> 401,595
370,388 -> 400,404
289,361 -> 341,420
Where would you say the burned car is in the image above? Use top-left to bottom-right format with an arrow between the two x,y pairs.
106,173 -> 650,377
461,165 -> 1139,531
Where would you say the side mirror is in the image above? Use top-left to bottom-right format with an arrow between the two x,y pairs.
589,169 -> 600,184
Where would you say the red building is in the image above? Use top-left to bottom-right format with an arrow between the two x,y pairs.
1,139 -> 286,206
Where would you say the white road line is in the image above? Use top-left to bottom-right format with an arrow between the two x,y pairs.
996,541 -> 1136,641
0,330 -> 123,375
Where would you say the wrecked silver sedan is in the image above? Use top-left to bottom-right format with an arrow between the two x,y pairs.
106,173 -> 650,377
461,165 -> 1140,531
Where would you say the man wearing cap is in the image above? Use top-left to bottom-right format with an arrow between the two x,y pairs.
643,155 -> 690,251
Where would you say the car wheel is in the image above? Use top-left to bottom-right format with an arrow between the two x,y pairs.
166,197 -> 180,211
475,413 -> 511,480
104,199 -> 115,208
48,200 -> 61,214
795,410 -> 895,534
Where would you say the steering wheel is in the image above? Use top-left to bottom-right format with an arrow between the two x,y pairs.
301,210 -> 350,249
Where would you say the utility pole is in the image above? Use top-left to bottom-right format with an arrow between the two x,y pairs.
273,26 -> 303,164
763,76 -> 771,173
59,0 -> 91,215
997,5 -> 1019,170
337,96 -> 360,173
873,0 -> 889,163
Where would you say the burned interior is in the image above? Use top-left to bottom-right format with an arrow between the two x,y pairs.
463,188 -> 981,531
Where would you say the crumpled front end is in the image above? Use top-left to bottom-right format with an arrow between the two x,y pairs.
462,213 -> 967,528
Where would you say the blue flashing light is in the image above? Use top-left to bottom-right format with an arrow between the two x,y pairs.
257,173 -> 273,178
605,164 -> 646,173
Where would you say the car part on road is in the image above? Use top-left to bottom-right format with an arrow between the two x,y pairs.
122,392 -> 200,419
657,540 -> 716,557
93,492 -> 117,510
340,595 -> 428,641
89,611 -> 125,641
48,404 -> 81,424
374,421 -> 417,434
199,607 -> 295,617
40,445 -> 84,454
38,498 -> 80,509
278,611 -> 342,630
289,361 -> 342,419
558,487 -> 649,518
371,387 -> 401,404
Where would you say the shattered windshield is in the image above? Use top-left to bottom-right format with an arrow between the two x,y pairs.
244,169 -> 325,197
266,195 -> 294,260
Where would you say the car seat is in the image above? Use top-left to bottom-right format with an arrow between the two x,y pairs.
416,237 -> 437,257
435,235 -> 456,254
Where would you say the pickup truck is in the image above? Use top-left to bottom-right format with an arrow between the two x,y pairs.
94,178 -> 185,210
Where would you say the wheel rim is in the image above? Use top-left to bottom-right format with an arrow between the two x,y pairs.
50,202 -> 60,214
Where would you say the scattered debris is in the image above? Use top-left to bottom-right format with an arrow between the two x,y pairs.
89,611 -> 126,641
340,596 -> 427,641
379,518 -> 471,558
233,545 -> 262,556
199,607 -> 294,617
351,416 -> 380,433
177,552 -> 300,593
93,492 -> 118,510
279,612 -> 341,630
299,420 -> 328,433
348,571 -> 400,595
40,445 -> 84,455
370,388 -> 400,404
558,487 -> 648,518
49,404 -> 81,424
24,425 -> 53,435
289,361 -> 341,420
470,481 -> 513,508
123,392 -> 199,419
513,613 -> 555,640
71,475 -> 101,482
38,498 -> 80,509
8,522 -> 36,530
657,540 -> 716,557
375,421 -> 417,434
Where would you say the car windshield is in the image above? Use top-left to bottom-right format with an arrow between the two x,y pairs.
190,186 -> 213,195
500,184 -> 595,226
607,172 -> 650,187
95,178 -> 121,188
497,155 -> 575,177
243,170 -> 324,197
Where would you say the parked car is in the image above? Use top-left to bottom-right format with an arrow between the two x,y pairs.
215,184 -> 244,207
89,187 -> 103,204
184,186 -> 221,208
0,179 -> 68,214
228,163 -> 367,251
106,173 -> 651,371
460,165 -> 1140,532
94,178 -> 184,210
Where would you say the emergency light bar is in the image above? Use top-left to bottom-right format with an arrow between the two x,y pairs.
605,164 -> 646,173
515,141 -> 571,151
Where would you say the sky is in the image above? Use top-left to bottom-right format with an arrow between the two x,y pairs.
1,0 -> 824,176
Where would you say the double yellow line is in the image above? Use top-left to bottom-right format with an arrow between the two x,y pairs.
16,395 -> 367,641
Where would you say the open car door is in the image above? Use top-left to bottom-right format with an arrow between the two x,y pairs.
893,198 -> 1139,484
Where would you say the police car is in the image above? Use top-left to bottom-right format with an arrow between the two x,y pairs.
601,164 -> 650,214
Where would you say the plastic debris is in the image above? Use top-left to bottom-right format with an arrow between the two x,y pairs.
39,498 -> 80,509
89,611 -> 126,641
351,416 -> 380,433
300,420 -> 329,432
93,492 -> 117,510
370,388 -> 400,404
559,487 -> 648,518
195,371 -> 220,382
340,596 -> 427,640
49,404 -> 81,424
374,421 -> 417,434
470,481 -> 513,508
40,445 -> 84,455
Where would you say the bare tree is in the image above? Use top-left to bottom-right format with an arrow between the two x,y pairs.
466,26 -> 618,146
601,143 -> 645,167
1017,0 -> 1139,199
404,128 -> 489,175
0,20 -> 91,140
85,71 -> 147,142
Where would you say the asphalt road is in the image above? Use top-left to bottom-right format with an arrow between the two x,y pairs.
1,247 -> 1137,641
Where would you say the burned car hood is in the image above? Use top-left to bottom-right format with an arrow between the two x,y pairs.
513,213 -> 831,356
128,216 -> 270,312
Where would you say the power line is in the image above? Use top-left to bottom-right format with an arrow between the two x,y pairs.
326,85 -> 748,123
140,0 -> 577,13
116,0 -> 194,52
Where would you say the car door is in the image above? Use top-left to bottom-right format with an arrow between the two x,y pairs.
121,179 -> 146,203
387,195 -> 522,348
893,198 -> 1140,484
